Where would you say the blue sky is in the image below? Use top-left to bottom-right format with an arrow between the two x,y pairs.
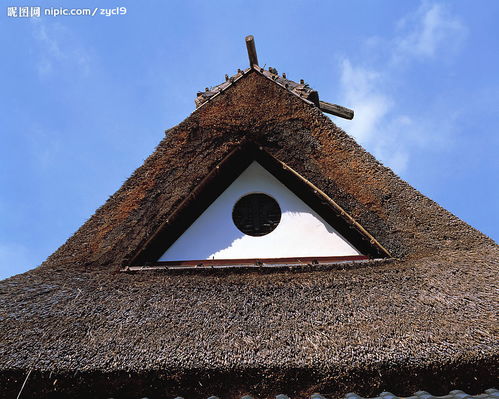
1,0 -> 498,279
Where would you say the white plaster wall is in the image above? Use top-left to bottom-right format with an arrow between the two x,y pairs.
159,162 -> 361,261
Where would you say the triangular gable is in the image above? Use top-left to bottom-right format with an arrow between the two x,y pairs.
159,161 -> 361,261
127,143 -> 390,268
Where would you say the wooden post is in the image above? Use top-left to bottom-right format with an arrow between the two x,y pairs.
319,101 -> 354,120
245,35 -> 259,67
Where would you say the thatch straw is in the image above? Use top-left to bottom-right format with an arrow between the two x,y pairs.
0,70 -> 497,399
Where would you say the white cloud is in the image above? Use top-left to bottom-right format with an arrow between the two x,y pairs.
339,59 -> 393,144
31,20 -> 92,77
336,1 -> 467,174
28,127 -> 62,169
394,2 -> 467,61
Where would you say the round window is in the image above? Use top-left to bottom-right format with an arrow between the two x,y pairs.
232,193 -> 281,237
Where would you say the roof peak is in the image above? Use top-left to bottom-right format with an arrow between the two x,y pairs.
195,35 -> 354,119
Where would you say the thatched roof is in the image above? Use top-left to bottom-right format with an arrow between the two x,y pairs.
347,390 -> 499,399
0,67 -> 497,399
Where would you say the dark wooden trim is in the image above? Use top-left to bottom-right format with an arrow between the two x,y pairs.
128,143 -> 390,266
129,145 -> 254,265
123,255 -> 370,271
251,148 -> 390,258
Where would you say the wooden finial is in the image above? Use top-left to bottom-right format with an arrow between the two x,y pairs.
245,35 -> 259,67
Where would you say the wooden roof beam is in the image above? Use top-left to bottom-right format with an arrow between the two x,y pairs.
245,35 -> 259,67
319,100 -> 354,120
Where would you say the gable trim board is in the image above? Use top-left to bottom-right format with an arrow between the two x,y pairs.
195,66 -> 320,112
123,255 -> 371,271
127,143 -> 391,267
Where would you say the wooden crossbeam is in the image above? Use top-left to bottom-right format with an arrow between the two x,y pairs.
319,101 -> 354,120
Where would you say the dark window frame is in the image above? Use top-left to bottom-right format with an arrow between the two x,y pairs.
232,193 -> 281,237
